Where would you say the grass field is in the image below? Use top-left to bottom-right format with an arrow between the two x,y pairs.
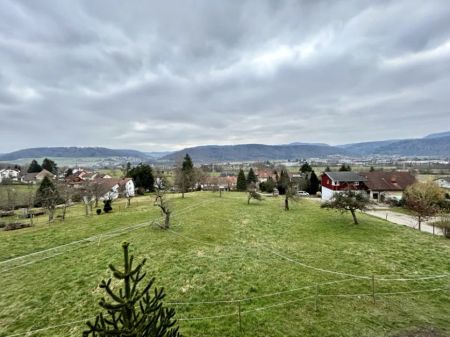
0,184 -> 37,209
1,192 -> 450,337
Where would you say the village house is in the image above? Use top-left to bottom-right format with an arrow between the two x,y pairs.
360,171 -> 416,202
434,177 -> 450,190
0,169 -> 20,183
321,172 -> 367,201
21,169 -> 56,184
201,176 -> 237,191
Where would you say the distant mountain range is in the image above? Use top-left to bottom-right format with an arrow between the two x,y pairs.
1,131 -> 449,163
0,147 -> 148,161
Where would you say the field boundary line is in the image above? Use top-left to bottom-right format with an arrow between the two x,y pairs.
167,278 -> 356,305
265,247 -> 450,281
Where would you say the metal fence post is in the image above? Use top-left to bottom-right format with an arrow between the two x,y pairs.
372,275 -> 376,304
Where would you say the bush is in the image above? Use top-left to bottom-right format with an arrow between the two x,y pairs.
103,200 -> 112,213
3,223 -> 32,231
72,193 -> 82,202
96,209 -> 102,215
136,187 -> 146,196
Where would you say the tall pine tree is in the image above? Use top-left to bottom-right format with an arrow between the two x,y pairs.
84,242 -> 182,337
308,170 -> 320,195
175,154 -> 196,198
35,176 -> 60,222
277,169 -> 290,195
41,158 -> 58,174
27,159 -> 42,173
236,169 -> 247,191
246,168 -> 257,185
300,162 -> 312,173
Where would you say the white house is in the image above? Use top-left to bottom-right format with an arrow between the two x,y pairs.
434,177 -> 450,189
0,169 -> 20,183
97,178 -> 135,201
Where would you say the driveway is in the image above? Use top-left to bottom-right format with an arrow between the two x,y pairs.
364,209 -> 443,236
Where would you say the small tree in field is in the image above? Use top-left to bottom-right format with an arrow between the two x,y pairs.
83,242 -> 182,337
247,183 -> 262,204
284,184 -> 299,211
154,179 -> 171,229
321,190 -> 370,224
404,181 -> 445,231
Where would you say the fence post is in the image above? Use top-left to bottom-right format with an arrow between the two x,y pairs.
315,284 -> 319,312
238,301 -> 242,334
372,275 -> 376,304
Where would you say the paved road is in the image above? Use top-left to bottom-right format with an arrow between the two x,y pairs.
364,210 -> 443,236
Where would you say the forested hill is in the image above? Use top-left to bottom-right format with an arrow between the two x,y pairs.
0,147 -> 148,161
161,144 -> 348,162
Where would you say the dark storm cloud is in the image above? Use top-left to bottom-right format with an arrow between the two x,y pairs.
1,0 -> 450,152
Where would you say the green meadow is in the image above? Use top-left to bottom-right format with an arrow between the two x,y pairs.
1,192 -> 449,337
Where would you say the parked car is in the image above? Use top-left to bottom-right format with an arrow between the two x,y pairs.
297,191 -> 309,196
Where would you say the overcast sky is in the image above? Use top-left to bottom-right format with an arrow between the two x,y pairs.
1,0 -> 450,153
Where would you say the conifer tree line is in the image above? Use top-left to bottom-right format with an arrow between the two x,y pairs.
27,158 -> 58,174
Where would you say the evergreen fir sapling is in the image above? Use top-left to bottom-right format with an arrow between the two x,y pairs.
83,242 -> 182,337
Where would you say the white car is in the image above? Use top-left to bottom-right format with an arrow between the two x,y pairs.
297,191 -> 310,196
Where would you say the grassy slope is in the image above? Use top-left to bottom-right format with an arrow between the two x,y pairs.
1,193 -> 450,337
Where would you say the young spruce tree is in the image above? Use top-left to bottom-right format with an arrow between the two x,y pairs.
84,242 -> 182,337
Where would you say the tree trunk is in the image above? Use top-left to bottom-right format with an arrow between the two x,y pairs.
48,208 -> 55,222
62,204 -> 67,221
95,199 -> 99,208
219,189 -> 222,198
127,197 -> 131,207
182,191 -> 185,198
164,211 -> 170,229
85,203 -> 89,216
285,197 -> 289,211
350,209 -> 358,224
418,216 -> 421,231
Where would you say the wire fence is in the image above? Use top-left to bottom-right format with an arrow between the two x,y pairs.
4,283 -> 449,337
2,195 -> 450,336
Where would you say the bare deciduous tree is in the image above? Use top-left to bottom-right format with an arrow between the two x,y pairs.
154,179 -> 171,229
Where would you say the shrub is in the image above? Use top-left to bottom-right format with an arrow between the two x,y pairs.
136,187 -> 146,196
103,200 -> 113,213
96,209 -> 102,215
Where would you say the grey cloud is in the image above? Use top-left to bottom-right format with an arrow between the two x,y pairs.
1,0 -> 450,152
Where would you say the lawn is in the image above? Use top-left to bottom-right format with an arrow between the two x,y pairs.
1,192 -> 450,337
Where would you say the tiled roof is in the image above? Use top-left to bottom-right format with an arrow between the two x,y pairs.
324,172 -> 367,182
360,171 -> 416,191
